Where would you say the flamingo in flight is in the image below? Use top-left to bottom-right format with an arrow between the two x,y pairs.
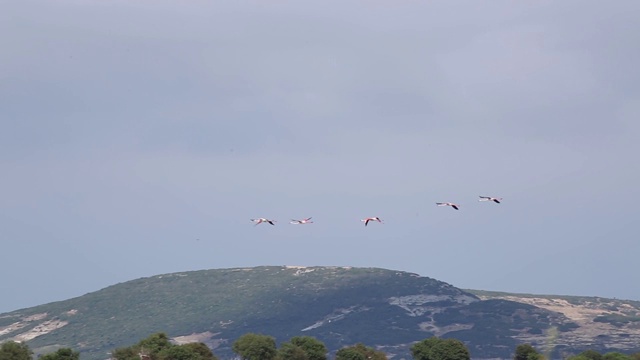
251,218 -> 276,226
479,196 -> 502,204
290,217 -> 313,224
361,217 -> 383,226
436,202 -> 460,210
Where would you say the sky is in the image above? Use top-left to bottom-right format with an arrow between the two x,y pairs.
1,0 -> 639,314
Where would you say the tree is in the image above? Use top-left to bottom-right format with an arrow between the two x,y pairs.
110,346 -> 139,360
335,343 -> 386,360
567,350 -> 605,360
40,348 -> 80,360
112,332 -> 173,360
514,344 -> 542,360
179,343 -> 218,360
567,356 -> 592,360
0,341 -> 32,360
232,333 -> 277,360
278,344 -> 309,360
411,337 -> 470,360
138,332 -> 174,355
157,346 -> 196,360
156,344 -> 212,360
577,350 -> 604,360
111,332 -> 218,360
602,353 -> 632,360
278,336 -> 327,360
156,343 -> 218,360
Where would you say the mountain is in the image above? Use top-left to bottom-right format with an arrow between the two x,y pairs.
0,266 -> 638,359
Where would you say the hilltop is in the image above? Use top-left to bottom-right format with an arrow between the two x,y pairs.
1,266 -> 639,359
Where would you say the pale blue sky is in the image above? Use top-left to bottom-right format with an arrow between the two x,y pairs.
1,0 -> 639,313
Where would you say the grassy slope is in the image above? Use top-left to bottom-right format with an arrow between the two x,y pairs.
5,267 -> 634,359
2,267 -> 466,358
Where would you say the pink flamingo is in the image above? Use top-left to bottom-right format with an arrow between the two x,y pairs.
361,217 -> 383,226
290,217 -> 313,224
250,218 -> 276,226
479,196 -> 502,204
436,202 -> 460,210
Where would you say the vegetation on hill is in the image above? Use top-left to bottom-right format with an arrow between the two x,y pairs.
111,332 -> 217,360
3,333 -> 640,360
1,266 -> 637,359
411,337 -> 470,360
0,341 -> 32,360
466,290 -> 640,309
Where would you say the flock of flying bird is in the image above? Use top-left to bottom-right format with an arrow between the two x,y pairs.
250,195 -> 503,227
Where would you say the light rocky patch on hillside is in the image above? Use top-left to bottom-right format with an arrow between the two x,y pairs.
0,312 -> 72,342
474,293 -> 640,352
172,331 -> 227,350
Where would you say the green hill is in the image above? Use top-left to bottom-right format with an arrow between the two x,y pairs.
1,266 -> 637,359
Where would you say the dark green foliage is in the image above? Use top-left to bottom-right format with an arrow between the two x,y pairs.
578,350 -> 604,360
557,322 -> 580,331
335,343 -> 386,360
232,333 -> 277,360
278,344 -> 309,360
0,341 -> 33,360
40,348 -> 80,360
567,356 -> 592,360
138,332 -> 173,354
603,352 -> 632,360
278,336 -> 327,360
156,343 -> 218,360
593,314 -> 640,326
179,343 -> 218,360
411,337 -> 470,360
514,344 -> 541,360
111,333 -> 217,360
157,346 -> 197,360
335,348 -> 366,360
111,346 -> 139,360
567,350 -> 603,360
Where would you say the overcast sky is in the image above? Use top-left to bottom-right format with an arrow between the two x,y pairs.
1,0 -> 639,314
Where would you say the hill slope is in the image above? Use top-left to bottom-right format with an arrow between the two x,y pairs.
0,266 -> 637,359
466,290 -> 640,356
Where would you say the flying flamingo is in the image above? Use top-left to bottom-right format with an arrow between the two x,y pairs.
479,196 -> 502,204
250,218 -> 276,226
436,202 -> 460,210
361,217 -> 383,226
290,217 -> 313,224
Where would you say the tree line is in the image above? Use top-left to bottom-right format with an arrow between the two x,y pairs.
1,332 -> 639,360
